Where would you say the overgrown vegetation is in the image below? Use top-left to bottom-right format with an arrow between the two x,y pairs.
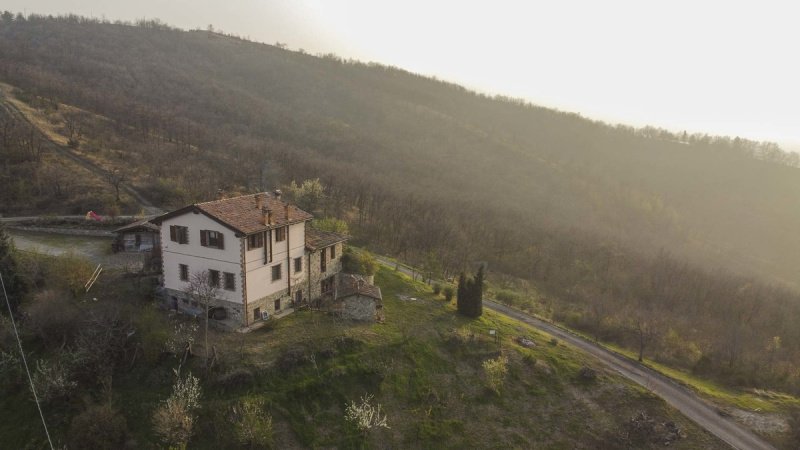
0,238 -> 731,448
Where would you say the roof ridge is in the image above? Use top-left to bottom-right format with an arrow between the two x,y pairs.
196,191 -> 275,206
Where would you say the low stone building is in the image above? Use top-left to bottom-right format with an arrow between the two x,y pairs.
328,273 -> 383,322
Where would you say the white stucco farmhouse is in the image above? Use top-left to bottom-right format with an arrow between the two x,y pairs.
151,191 -> 348,329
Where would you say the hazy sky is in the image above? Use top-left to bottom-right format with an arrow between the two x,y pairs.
7,0 -> 800,148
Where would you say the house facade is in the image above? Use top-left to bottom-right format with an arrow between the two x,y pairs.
151,191 -> 348,329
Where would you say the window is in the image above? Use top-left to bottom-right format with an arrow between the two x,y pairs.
247,233 -> 263,250
254,307 -> 261,321
179,264 -> 188,281
170,225 -> 188,244
321,276 -> 334,294
294,257 -> 302,273
330,244 -> 336,259
271,264 -> 282,281
200,230 -> 224,249
182,297 -> 189,305
209,269 -> 220,287
224,272 -> 235,291
320,251 -> 327,273
265,231 -> 273,264
275,226 -> 286,242
274,298 -> 281,311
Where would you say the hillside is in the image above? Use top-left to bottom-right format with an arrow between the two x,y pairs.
3,14 -> 800,400
0,257 -> 727,449
0,15 -> 799,288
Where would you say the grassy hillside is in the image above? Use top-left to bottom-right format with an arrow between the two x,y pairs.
0,261 -> 727,449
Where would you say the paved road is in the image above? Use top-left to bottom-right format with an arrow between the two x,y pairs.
375,255 -> 775,450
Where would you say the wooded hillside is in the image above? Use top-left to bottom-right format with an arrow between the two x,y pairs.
3,14 -> 800,394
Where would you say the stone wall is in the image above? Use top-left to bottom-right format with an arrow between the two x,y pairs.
307,242 -> 343,303
245,288 -> 291,324
342,294 -> 378,321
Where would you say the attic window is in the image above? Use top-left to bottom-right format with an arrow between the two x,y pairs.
201,230 -> 224,249
170,225 -> 189,244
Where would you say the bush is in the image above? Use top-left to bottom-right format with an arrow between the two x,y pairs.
443,287 -> 454,302
231,398 -> 273,449
495,289 -> 521,306
152,373 -> 202,448
432,283 -> 442,295
482,355 -> 509,395
68,404 -> 128,450
23,289 -> 80,345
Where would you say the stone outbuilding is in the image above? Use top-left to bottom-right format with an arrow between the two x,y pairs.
332,274 -> 384,322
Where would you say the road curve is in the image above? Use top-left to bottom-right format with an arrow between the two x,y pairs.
375,256 -> 775,450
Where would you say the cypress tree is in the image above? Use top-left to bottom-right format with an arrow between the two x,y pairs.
471,265 -> 484,317
456,272 -> 467,315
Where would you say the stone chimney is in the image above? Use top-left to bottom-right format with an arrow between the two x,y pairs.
273,189 -> 282,201
216,189 -> 225,200
255,193 -> 264,210
284,203 -> 290,222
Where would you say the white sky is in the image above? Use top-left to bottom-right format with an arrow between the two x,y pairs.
7,0 -> 800,149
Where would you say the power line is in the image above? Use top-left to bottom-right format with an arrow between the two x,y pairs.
0,272 -> 54,450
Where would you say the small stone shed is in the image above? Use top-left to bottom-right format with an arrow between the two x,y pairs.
334,274 -> 384,322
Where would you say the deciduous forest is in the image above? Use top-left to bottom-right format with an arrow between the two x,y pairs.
2,13 -> 800,395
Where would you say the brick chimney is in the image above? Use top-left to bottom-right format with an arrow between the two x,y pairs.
262,206 -> 272,226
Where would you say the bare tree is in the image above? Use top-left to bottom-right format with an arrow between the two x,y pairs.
106,167 -> 127,203
184,270 -> 218,366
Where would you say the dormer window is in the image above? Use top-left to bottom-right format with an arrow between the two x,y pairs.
200,230 -> 225,249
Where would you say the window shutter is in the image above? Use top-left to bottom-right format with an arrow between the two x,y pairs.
200,230 -> 208,247
218,233 -> 224,250
170,225 -> 176,241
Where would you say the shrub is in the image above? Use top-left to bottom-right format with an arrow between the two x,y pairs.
443,286 -> 454,302
152,373 -> 202,448
495,289 -> 521,306
345,394 -> 390,433
231,398 -> 273,449
68,404 -> 128,450
432,283 -> 442,295
23,289 -> 80,345
32,358 -> 76,403
482,354 -> 509,395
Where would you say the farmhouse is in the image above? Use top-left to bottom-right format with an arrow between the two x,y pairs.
150,191 -> 349,329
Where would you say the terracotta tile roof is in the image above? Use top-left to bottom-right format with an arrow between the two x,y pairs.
305,228 -> 349,250
337,274 -> 382,301
151,192 -> 312,235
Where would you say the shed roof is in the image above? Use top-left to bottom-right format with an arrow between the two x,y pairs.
305,228 -> 349,251
337,274 -> 382,301
113,218 -> 160,234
